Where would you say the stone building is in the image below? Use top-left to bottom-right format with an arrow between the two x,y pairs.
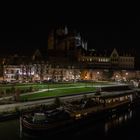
0,26 -> 137,82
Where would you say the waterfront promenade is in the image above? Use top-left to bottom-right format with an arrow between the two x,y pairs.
0,83 -> 135,113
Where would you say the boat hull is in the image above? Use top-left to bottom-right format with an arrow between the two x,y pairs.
21,100 -> 131,136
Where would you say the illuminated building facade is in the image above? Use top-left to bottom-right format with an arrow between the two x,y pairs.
0,26 -> 138,82
78,48 -> 134,69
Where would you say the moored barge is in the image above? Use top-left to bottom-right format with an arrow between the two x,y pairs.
21,85 -> 139,135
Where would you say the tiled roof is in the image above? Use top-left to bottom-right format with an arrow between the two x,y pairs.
84,47 -> 134,57
0,46 -> 47,57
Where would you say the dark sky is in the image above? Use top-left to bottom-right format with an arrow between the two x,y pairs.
0,14 -> 140,68
0,16 -> 140,52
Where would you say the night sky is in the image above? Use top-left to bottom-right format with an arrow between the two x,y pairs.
0,16 -> 140,50
0,15 -> 140,67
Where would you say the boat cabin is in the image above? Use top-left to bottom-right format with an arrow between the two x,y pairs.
32,113 -> 46,123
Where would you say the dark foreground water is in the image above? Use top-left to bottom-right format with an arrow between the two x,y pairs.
0,107 -> 140,140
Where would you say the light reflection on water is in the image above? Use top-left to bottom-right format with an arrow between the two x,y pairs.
104,110 -> 133,134
0,108 -> 139,140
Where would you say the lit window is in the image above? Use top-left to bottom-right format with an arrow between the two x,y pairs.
106,59 -> 109,62
75,114 -> 81,119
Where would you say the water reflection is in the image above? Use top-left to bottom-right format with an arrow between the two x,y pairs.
22,110 -> 135,139
0,108 -> 139,139
0,119 -> 19,140
104,110 -> 133,134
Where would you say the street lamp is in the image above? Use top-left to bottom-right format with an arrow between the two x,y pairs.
125,72 -> 128,76
125,72 -> 128,82
85,75 -> 88,87
97,71 -> 100,81
115,75 -> 119,82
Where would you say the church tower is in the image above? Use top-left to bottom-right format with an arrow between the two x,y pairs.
48,30 -> 54,50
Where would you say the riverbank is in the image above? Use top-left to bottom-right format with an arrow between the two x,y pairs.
0,84 -> 139,122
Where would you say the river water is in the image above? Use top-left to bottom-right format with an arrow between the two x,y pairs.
0,107 -> 140,140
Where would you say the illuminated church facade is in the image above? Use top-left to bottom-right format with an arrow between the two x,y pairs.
0,26 -> 137,82
47,26 -> 135,70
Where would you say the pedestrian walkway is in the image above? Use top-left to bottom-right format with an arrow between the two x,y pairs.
0,83 -> 126,101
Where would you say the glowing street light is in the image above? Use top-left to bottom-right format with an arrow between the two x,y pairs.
97,71 -> 100,75
96,71 -> 100,81
85,75 -> 87,80
125,72 -> 129,82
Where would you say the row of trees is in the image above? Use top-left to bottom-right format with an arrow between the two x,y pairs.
0,86 -> 38,100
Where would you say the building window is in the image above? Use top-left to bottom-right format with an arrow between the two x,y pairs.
11,70 -> 14,74
113,53 -> 117,57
